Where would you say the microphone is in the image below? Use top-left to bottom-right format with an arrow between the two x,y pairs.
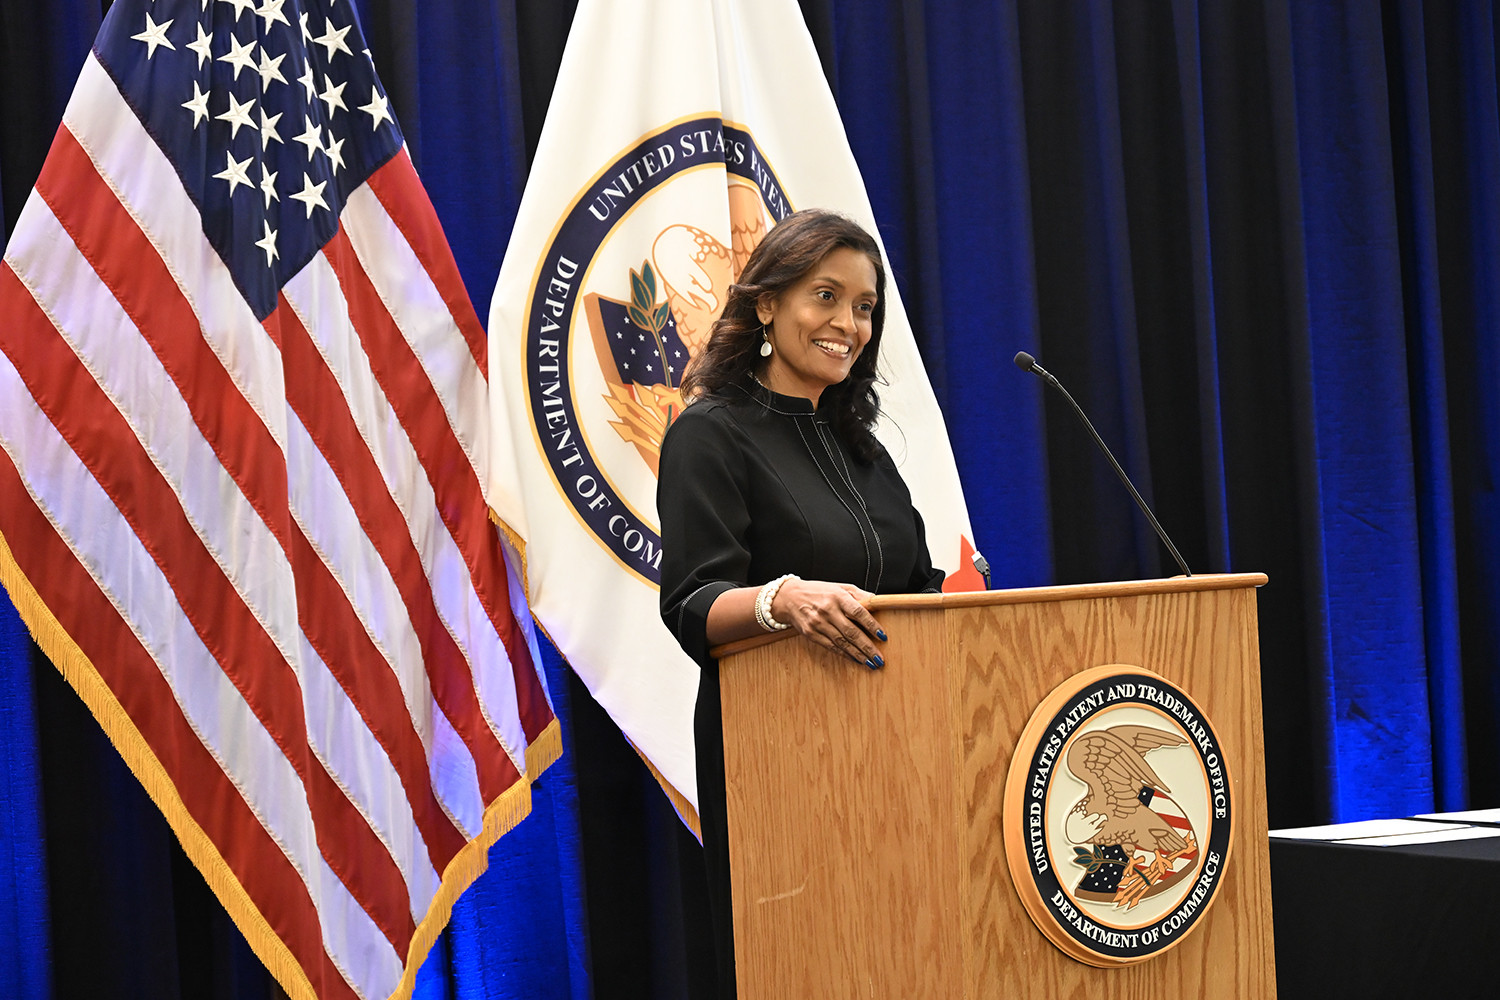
1013,352 -> 1192,577
971,550 -> 991,589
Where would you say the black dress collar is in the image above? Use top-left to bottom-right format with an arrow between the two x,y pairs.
737,374 -> 839,420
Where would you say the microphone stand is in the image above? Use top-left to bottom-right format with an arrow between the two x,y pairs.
1014,352 -> 1192,578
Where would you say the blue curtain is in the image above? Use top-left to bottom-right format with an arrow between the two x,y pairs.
5,0 -> 1500,996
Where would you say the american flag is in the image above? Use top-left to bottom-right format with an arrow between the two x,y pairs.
0,2 -> 556,998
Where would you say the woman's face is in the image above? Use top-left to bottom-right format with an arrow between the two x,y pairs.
756,246 -> 878,405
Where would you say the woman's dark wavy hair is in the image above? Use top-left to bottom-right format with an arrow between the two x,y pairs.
679,209 -> 887,461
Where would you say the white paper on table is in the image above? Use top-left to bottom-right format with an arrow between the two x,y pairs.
1351,826 -> 1500,847
1413,807 -> 1500,824
1269,818 -> 1467,841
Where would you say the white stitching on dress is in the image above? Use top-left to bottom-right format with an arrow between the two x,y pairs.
793,417 -> 876,591
818,420 -> 884,589
677,580 -> 730,640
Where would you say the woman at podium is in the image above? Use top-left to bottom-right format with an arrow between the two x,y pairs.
658,208 -> 944,997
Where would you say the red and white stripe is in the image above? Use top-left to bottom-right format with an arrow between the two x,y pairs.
1151,791 -> 1199,862
0,53 -> 553,1000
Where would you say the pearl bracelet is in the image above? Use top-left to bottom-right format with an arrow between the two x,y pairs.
754,574 -> 797,632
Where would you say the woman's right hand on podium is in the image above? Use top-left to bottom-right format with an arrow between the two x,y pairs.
771,579 -> 887,670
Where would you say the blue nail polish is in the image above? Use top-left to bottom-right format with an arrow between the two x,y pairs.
872,655 -> 885,669
876,629 -> 888,641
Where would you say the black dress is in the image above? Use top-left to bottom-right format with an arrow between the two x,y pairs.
657,379 -> 945,997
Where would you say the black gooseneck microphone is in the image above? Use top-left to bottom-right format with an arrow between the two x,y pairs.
1013,351 -> 1192,578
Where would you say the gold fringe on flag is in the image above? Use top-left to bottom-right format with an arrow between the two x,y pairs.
0,526 -> 564,1000
0,529 -> 321,1000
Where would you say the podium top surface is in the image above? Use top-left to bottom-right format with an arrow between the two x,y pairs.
711,572 -> 1267,659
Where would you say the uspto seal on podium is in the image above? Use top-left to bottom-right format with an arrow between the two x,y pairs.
1003,664 -> 1233,966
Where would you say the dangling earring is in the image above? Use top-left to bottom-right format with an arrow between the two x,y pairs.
759,324 -> 773,357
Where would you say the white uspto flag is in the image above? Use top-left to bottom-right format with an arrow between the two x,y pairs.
486,0 -> 979,824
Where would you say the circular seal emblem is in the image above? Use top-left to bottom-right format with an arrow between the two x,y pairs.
521,116 -> 790,584
1003,664 -> 1233,966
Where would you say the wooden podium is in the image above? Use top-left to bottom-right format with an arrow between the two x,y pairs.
714,574 -> 1275,998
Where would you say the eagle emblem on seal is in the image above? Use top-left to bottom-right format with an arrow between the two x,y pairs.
583,181 -> 769,475
1064,724 -> 1201,909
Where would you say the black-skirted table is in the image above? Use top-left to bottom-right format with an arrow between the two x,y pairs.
1270,826 -> 1500,999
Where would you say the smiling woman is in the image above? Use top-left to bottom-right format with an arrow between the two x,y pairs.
756,245 -> 878,404
657,208 -> 946,998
